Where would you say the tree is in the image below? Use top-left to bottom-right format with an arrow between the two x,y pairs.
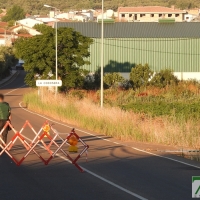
104,72 -> 124,88
7,20 -> 15,27
0,46 -> 17,80
130,63 -> 153,89
2,5 -> 25,22
0,0 -> 199,13
33,24 -> 53,34
14,25 -> 93,90
84,71 -> 101,90
150,69 -> 179,88
17,28 -> 29,34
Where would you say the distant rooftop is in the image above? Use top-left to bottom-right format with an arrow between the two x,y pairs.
118,6 -> 186,14
57,22 -> 200,38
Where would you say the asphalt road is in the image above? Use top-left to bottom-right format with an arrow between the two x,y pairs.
0,71 -> 199,200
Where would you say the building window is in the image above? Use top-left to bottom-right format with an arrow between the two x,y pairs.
150,14 -> 154,17
121,14 -> 125,17
140,14 -> 145,17
129,14 -> 132,17
159,14 -> 162,17
168,14 -> 172,17
175,14 -> 179,17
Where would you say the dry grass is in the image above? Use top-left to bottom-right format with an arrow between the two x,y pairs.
23,89 -> 200,148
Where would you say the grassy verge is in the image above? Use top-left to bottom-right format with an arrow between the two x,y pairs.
23,90 -> 200,148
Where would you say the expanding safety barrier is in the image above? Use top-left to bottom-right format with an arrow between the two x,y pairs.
0,120 -> 89,172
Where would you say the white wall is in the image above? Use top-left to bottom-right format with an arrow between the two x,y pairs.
81,12 -> 94,21
35,17 -> 56,22
184,14 -> 196,22
55,13 -> 69,19
73,15 -> 87,22
17,18 -> 43,28
120,72 -> 200,80
174,72 -> 200,80
0,39 -> 5,45
12,26 -> 41,36
97,13 -> 108,20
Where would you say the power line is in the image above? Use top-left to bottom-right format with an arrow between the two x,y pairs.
104,37 -> 200,42
94,39 -> 200,56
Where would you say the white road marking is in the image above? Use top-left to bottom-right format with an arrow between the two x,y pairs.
3,88 -> 148,199
131,147 -> 200,169
4,85 -> 200,171
3,84 -> 200,199
3,85 -> 26,95
113,142 -> 120,145
18,102 -> 200,170
21,134 -> 148,200
103,139 -> 110,142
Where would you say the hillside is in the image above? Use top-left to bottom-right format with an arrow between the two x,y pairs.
0,0 -> 198,14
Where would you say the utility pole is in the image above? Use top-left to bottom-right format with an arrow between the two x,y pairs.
100,0 -> 104,108
44,4 -> 58,94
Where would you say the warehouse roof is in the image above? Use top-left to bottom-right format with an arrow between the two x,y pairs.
118,6 -> 186,14
57,22 -> 200,38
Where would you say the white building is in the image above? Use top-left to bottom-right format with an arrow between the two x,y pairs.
118,6 -> 186,22
106,9 -> 114,18
16,18 -> 44,28
81,10 -> 94,21
55,13 -> 70,19
35,17 -> 57,23
97,13 -> 109,20
184,14 -> 197,22
10,25 -> 41,36
73,14 -> 88,22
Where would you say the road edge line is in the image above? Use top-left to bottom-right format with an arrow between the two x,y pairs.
18,102 -> 200,170
21,134 -> 148,200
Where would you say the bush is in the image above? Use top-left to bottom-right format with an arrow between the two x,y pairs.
120,80 -> 132,90
84,72 -> 100,90
150,69 -> 179,88
130,63 -> 153,89
104,72 -> 124,88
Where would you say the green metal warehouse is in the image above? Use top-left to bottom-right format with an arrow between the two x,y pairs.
57,22 -> 200,79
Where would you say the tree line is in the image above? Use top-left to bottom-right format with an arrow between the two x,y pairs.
0,0 -> 198,15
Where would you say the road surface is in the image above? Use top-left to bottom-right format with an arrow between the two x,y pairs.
0,71 -> 199,200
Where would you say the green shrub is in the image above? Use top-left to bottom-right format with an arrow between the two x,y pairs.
104,72 -> 124,88
130,63 -> 153,89
150,69 -> 179,88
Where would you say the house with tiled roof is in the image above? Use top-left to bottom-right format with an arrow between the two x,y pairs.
118,6 -> 186,22
10,24 -> 41,36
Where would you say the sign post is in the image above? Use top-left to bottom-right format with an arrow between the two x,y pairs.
36,80 -> 62,87
36,80 -> 62,99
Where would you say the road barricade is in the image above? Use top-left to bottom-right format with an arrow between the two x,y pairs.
0,120 -> 89,172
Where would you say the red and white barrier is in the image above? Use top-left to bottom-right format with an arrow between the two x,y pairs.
0,120 -> 89,172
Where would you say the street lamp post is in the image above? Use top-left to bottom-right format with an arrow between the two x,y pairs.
44,4 -> 58,94
100,0 -> 104,108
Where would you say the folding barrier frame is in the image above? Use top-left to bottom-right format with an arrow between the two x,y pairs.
0,120 -> 89,172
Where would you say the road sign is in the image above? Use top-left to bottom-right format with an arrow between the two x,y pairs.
192,176 -> 200,198
36,80 -> 62,87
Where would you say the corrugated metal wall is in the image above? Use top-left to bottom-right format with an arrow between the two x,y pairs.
83,38 -> 200,72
